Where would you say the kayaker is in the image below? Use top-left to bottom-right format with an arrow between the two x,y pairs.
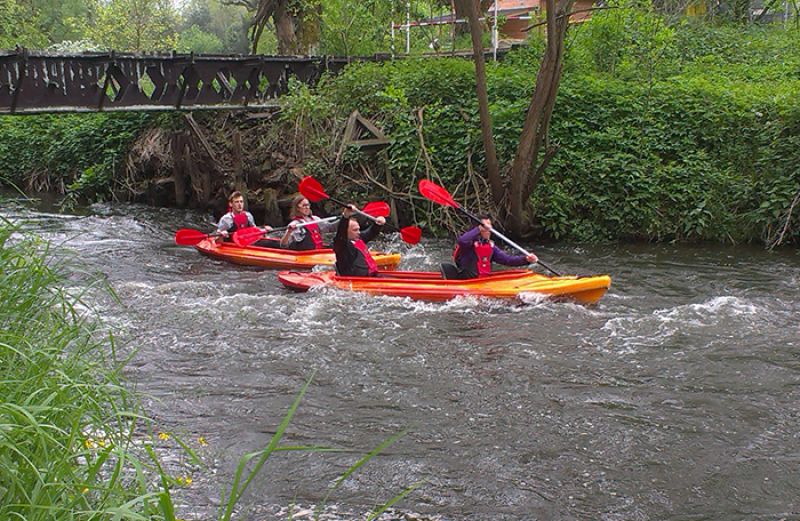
333,206 -> 386,277
216,191 -> 271,240
442,216 -> 537,279
279,195 -> 339,250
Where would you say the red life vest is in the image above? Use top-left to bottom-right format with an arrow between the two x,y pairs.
352,239 -> 378,275
294,215 -> 324,249
453,240 -> 494,277
232,212 -> 249,230
474,240 -> 493,276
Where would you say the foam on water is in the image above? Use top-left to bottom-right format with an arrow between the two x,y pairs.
655,295 -> 761,320
596,295 -> 763,354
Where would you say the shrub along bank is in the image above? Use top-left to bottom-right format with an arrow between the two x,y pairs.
0,21 -> 798,246
307,20 -> 800,246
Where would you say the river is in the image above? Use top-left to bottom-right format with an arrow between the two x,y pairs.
4,198 -> 800,521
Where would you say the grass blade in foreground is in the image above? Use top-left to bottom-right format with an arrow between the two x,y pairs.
219,370 -> 316,521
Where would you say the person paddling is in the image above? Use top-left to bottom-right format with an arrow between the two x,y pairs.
216,191 -> 272,241
441,216 -> 537,279
279,195 -> 338,250
333,206 -> 386,277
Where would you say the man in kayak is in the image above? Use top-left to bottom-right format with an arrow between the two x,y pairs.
442,216 -> 537,279
333,206 -> 386,277
216,191 -> 259,240
279,195 -> 339,250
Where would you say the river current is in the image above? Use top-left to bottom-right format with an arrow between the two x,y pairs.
4,199 -> 800,521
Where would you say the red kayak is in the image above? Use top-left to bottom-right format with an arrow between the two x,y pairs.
194,239 -> 402,270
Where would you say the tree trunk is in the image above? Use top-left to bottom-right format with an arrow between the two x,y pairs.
460,0 -> 503,206
250,0 -> 320,55
506,0 -> 574,235
274,0 -> 299,54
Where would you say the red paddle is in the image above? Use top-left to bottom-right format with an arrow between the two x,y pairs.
298,176 -> 422,245
418,179 -> 561,276
361,201 -> 391,218
231,202 -> 391,247
232,226 -> 271,247
174,228 -> 221,246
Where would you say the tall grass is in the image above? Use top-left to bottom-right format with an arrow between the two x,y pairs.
0,218 -> 172,520
0,218 -> 422,519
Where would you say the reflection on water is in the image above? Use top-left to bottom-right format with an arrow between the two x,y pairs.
3,197 -> 800,520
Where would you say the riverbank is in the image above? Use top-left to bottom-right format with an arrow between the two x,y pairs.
1,21 -> 798,246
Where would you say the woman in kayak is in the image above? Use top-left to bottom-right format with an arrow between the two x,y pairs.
333,206 -> 386,277
279,195 -> 339,250
442,216 -> 537,279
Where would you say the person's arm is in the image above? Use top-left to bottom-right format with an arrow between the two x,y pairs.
358,216 -> 385,243
492,246 -> 532,267
246,212 -> 256,227
333,216 -> 354,274
216,213 -> 232,236
280,218 -> 301,247
457,227 -> 481,250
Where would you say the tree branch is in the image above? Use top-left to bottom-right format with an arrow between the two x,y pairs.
523,5 -> 620,31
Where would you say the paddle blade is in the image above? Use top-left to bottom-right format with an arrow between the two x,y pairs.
232,226 -> 265,247
418,180 -> 459,208
175,228 -> 211,246
400,225 -> 423,245
362,201 -> 391,218
298,176 -> 329,203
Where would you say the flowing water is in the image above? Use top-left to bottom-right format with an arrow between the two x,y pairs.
4,198 -> 800,521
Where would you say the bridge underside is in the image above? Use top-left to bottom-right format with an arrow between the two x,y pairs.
0,50 -> 357,114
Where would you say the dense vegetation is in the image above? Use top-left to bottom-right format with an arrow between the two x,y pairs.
277,20 -> 799,246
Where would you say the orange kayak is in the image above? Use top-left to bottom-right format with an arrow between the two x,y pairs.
278,269 -> 611,305
194,239 -> 402,270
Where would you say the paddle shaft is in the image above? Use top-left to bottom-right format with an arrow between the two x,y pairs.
322,193 -> 405,234
268,215 -> 340,234
455,206 -> 562,276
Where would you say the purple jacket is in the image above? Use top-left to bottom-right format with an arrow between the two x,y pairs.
455,227 -> 529,276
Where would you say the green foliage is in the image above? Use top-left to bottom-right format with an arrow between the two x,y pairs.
177,24 -> 225,53
0,113 -> 155,202
0,0 -> 49,48
303,20 -> 800,245
0,221 -> 181,520
319,0 -> 394,56
80,0 -> 180,52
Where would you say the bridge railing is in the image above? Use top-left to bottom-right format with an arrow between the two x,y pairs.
0,49 -> 366,114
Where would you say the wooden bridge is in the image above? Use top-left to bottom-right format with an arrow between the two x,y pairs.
0,49 -> 365,114
0,47 -> 516,114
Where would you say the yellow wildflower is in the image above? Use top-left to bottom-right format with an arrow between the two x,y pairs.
198,436 -> 208,446
158,432 -> 170,441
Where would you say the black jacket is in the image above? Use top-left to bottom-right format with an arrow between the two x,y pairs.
333,217 -> 383,276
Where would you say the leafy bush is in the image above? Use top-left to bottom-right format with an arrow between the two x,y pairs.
0,113 -> 156,201
305,21 -> 800,245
